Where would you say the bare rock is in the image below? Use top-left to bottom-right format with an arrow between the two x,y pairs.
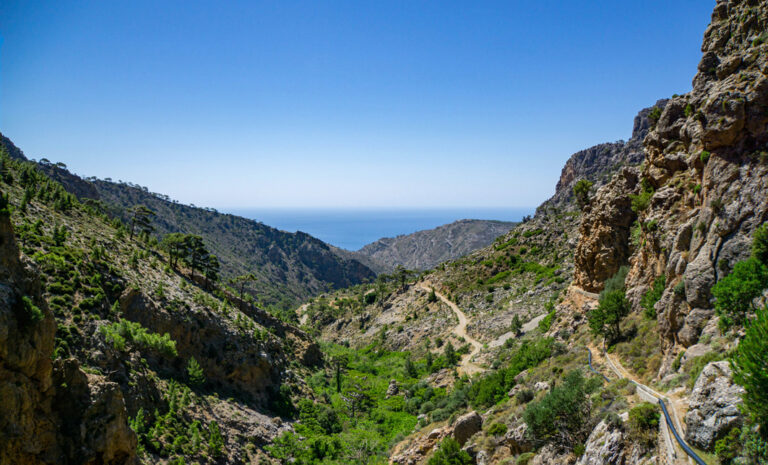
577,416 -> 626,465
685,361 -> 744,450
386,379 -> 399,398
453,411 -> 483,446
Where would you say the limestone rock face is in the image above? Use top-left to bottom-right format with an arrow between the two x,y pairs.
570,0 -> 768,368
0,215 -> 137,465
452,411 -> 483,446
685,361 -> 744,450
573,167 -> 640,292
577,417 -> 625,465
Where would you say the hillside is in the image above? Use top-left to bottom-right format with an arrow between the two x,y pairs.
351,219 -> 518,273
0,149 -> 322,464
0,134 -> 376,310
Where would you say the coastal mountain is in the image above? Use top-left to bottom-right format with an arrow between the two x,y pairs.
346,219 -> 518,274
0,134 -> 376,310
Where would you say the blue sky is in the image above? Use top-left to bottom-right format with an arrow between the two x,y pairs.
0,1 -> 714,208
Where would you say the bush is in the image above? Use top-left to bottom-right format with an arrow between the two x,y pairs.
753,223 -> 768,266
19,296 -> 44,328
627,402 -> 659,448
486,422 -> 508,436
640,276 -> 665,319
187,358 -> 205,387
523,370 -> 597,448
700,150 -> 711,164
427,437 -> 472,465
516,388 -> 535,404
714,427 -> 741,465
573,179 -> 594,210
99,320 -> 178,357
427,288 -> 438,303
731,305 -> 768,432
711,257 -> 768,328
648,106 -> 662,124
630,179 -> 654,213
589,289 -> 630,343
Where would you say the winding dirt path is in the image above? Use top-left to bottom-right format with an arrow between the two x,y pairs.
419,285 -> 485,376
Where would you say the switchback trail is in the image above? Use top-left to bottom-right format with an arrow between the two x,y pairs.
419,285 -> 485,376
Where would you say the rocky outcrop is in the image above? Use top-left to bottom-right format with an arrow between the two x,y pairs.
569,0 -> 768,364
577,415 -> 626,465
685,361 -> 744,450
119,288 -> 284,403
573,167 -> 640,292
546,101 -> 667,212
0,214 -> 137,464
453,411 -> 482,446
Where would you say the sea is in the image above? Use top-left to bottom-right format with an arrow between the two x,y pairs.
225,208 -> 535,251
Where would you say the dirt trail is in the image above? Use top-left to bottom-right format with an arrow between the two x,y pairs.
419,285 -> 485,376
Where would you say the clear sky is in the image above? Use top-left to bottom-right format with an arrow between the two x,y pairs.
1,1 -> 714,209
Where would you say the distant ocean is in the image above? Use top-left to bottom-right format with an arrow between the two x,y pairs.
225,208 -> 535,251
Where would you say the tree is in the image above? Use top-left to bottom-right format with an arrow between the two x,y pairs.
523,370 -> 596,448
161,233 -> 188,268
712,257 -> 768,328
428,288 -> 438,303
187,357 -> 205,387
588,267 -> 630,343
230,273 -> 257,306
573,179 -> 594,210
510,314 -> 523,335
202,254 -> 220,288
182,235 -> 210,279
404,355 -> 417,378
128,205 -> 155,239
444,341 -> 459,366
394,265 -> 412,290
731,305 -> 768,435
589,289 -> 630,343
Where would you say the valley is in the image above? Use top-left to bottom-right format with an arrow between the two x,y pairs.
1,1 -> 768,465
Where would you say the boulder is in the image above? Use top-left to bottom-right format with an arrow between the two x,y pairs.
685,361 -> 744,450
678,308 -> 714,347
577,415 -> 626,465
386,379 -> 399,398
453,411 -> 482,446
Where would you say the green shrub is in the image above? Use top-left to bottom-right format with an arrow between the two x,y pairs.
627,402 -> 659,448
640,276 -> 665,319
427,288 -> 438,303
712,257 -> 768,328
700,150 -> 711,164
99,320 -> 178,357
19,296 -> 44,327
524,370 -> 600,448
590,268 -> 630,343
630,185 -> 654,213
427,437 -> 472,465
684,104 -> 694,117
732,305 -> 768,432
648,106 -> 662,124
573,179 -> 594,210
487,422 -> 508,436
753,223 -> 768,265
516,452 -> 535,465
714,427 -> 741,465
187,357 -> 205,387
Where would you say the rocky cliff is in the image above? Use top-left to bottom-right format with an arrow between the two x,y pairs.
571,0 -> 768,369
0,212 -> 138,465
